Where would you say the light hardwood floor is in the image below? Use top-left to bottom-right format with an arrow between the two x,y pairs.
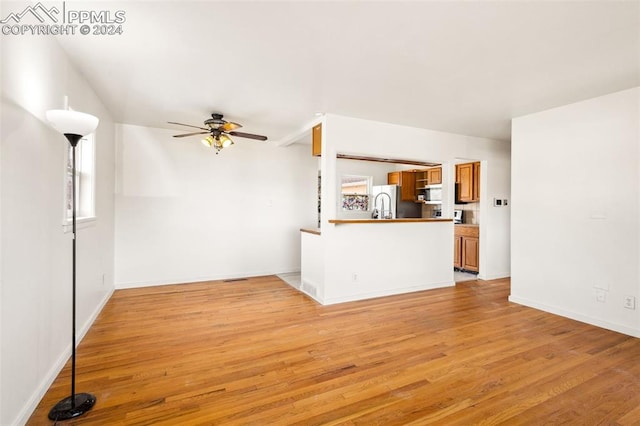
28,276 -> 640,425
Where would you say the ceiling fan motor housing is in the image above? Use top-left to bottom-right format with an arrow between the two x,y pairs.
205,113 -> 226,129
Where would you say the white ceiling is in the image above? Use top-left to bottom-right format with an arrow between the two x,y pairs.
57,1 -> 640,143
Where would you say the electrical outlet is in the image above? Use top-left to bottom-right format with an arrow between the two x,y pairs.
595,288 -> 607,303
352,274 -> 358,282
623,295 -> 636,310
503,199 -> 508,206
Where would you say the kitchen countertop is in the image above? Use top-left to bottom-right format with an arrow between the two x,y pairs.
300,227 -> 321,235
328,218 -> 452,224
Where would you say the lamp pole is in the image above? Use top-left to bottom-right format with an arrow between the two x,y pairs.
46,110 -> 99,421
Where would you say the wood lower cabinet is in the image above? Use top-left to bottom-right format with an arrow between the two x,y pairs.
387,171 -> 415,201
462,236 -> 479,271
454,225 -> 479,272
312,124 -> 322,157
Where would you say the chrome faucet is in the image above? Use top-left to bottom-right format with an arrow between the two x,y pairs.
372,192 -> 392,219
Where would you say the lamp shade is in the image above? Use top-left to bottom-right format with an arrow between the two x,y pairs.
219,134 -> 233,148
201,135 -> 214,147
46,110 -> 99,136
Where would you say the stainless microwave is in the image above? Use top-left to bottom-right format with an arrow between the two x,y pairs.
424,184 -> 442,204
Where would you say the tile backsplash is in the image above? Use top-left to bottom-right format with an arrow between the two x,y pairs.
455,202 -> 480,224
422,204 -> 441,218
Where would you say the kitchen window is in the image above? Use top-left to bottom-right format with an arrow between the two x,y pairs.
340,175 -> 372,211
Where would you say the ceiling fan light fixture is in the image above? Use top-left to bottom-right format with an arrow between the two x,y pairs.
219,134 -> 233,148
201,135 -> 214,147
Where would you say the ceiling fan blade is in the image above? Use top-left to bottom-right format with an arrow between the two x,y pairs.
173,131 -> 209,138
228,131 -> 268,141
221,121 -> 242,132
168,121 -> 208,131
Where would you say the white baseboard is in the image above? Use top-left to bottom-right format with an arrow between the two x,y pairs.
14,287 -> 114,426
508,295 -> 640,338
478,272 -> 510,281
322,280 -> 455,305
115,269 -> 300,290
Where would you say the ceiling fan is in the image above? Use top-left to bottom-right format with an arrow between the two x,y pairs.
169,113 -> 268,154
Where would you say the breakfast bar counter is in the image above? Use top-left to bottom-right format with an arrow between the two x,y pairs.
300,227 -> 321,235
328,218 -> 452,224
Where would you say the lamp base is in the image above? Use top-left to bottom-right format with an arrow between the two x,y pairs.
48,393 -> 96,421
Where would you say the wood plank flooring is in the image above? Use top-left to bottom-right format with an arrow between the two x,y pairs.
27,276 -> 640,425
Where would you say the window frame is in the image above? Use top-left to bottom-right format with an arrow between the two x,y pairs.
62,132 -> 96,232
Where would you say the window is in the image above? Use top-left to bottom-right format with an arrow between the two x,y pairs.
64,133 -> 95,225
340,175 -> 371,211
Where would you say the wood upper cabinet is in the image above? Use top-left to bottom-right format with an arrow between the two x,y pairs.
387,171 -> 415,201
312,124 -> 322,157
415,167 -> 442,188
427,167 -> 442,185
454,225 -> 479,273
400,171 -> 415,201
414,170 -> 427,187
415,167 -> 441,201
387,171 -> 400,186
414,169 -> 427,201
456,162 -> 480,202
473,162 -> 480,201
456,163 -> 474,202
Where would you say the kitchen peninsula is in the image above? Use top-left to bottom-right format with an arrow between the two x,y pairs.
298,120 -> 458,304
296,113 -> 510,306
301,217 -> 455,305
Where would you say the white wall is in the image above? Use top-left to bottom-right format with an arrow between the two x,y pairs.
511,87 -> 640,337
311,114 -> 510,304
301,232 -> 324,300
324,221 -> 455,304
114,124 -> 318,288
1,27 -> 116,426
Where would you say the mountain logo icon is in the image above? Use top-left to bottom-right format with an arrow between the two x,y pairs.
0,2 -> 60,24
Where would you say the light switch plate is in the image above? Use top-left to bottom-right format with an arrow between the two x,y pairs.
623,295 -> 636,309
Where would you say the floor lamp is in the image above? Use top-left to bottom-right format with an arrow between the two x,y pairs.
46,109 -> 99,421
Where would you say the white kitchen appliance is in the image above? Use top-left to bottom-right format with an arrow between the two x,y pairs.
424,184 -> 442,204
454,209 -> 463,224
